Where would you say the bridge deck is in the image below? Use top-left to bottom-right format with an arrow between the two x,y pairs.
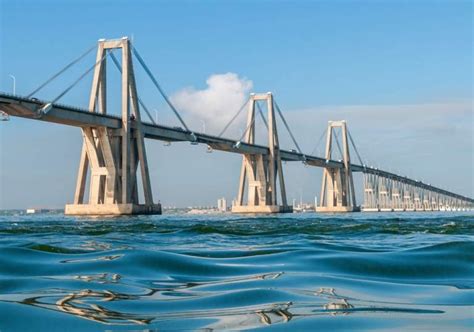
1,92 -> 472,203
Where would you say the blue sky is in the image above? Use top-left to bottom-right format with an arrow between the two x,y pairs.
0,0 -> 472,208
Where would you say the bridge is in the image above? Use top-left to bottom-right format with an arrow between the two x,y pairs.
1,37 -> 472,215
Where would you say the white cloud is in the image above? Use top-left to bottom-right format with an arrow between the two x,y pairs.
171,73 -> 253,134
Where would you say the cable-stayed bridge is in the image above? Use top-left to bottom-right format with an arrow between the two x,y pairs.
1,37 -> 472,215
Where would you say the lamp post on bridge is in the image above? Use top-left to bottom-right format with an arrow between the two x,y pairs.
8,74 -> 16,95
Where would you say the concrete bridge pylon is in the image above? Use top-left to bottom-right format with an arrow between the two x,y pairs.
65,37 -> 161,215
231,93 -> 293,213
316,120 -> 359,212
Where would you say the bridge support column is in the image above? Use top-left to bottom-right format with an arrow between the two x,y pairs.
392,180 -> 403,211
432,193 -> 439,211
231,93 -> 292,213
378,177 -> 392,211
414,189 -> 423,211
439,195 -> 446,211
316,121 -> 359,212
363,173 -> 379,211
65,38 -> 161,216
423,190 -> 431,211
403,184 -> 414,211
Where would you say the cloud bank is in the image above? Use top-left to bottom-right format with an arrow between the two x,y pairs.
171,73 -> 253,133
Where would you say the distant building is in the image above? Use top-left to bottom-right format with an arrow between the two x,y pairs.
26,208 -> 49,214
217,198 -> 227,212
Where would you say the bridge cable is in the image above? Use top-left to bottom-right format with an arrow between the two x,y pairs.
333,130 -> 344,160
236,99 -> 281,143
310,129 -> 327,156
27,44 -> 96,98
131,45 -> 190,132
218,97 -> 250,137
237,100 -> 261,142
108,52 -> 156,125
347,128 -> 364,166
273,100 -> 304,156
47,49 -> 112,106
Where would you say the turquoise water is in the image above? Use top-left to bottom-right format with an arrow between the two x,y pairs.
0,211 -> 472,331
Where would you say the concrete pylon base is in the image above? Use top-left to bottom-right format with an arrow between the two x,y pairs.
64,203 -> 162,216
362,208 -> 380,212
231,205 -> 293,214
316,206 -> 360,213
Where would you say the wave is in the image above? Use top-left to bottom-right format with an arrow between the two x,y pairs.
0,213 -> 473,330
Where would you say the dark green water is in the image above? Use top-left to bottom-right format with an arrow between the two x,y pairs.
0,211 -> 473,331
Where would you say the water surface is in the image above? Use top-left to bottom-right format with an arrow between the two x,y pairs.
0,211 -> 473,331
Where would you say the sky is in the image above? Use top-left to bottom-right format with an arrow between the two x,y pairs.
0,0 -> 472,209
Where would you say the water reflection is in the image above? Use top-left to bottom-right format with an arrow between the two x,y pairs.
55,290 -> 152,325
150,271 -> 283,293
60,254 -> 123,264
316,288 -> 354,315
255,302 -> 293,325
18,289 -> 152,325
73,273 -> 121,283
323,299 -> 354,315
80,241 -> 113,251
0,280 -> 444,329
316,287 -> 336,297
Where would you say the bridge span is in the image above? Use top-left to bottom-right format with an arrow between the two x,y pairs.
1,37 -> 472,215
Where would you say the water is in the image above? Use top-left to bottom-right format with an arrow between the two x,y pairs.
0,211 -> 472,331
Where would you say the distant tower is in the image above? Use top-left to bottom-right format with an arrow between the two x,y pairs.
217,197 -> 227,212
316,121 -> 358,212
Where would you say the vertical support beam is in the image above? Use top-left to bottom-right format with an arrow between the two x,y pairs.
232,93 -> 291,213
236,98 -> 255,206
267,94 -> 276,205
73,145 -> 89,204
236,161 -> 247,206
341,123 -> 356,208
317,121 -> 358,212
73,43 -> 107,205
128,44 -> 153,205
121,39 -> 131,205
268,94 -> 288,207
319,128 -> 333,208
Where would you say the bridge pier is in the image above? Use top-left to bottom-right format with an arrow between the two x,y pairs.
431,193 -> 439,211
392,180 -> 403,211
65,38 -> 161,216
402,183 -> 413,211
231,93 -> 292,213
378,177 -> 392,211
316,121 -> 359,212
363,173 -> 378,211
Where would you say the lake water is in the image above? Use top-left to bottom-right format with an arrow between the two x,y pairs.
0,211 -> 472,331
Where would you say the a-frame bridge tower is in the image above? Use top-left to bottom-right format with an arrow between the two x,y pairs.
65,38 -> 161,215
